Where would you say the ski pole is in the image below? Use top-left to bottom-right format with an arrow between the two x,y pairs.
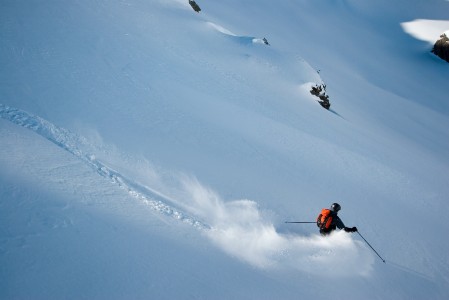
357,231 -> 386,263
285,221 -> 316,224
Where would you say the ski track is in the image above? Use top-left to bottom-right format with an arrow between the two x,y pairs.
0,103 -> 375,274
0,103 -> 209,230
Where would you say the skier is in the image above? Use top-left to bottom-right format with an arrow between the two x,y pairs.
317,203 -> 357,235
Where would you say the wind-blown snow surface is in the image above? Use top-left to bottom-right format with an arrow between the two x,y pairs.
1,0 -> 448,299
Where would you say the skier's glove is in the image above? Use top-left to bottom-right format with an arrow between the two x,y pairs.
344,227 -> 357,233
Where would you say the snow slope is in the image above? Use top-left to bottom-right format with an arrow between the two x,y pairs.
1,0 -> 449,298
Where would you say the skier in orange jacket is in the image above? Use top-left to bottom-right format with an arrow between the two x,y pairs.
317,203 -> 357,235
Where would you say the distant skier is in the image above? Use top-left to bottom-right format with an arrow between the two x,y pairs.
316,203 -> 357,235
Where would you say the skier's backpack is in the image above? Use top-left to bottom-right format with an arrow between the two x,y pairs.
317,208 -> 333,231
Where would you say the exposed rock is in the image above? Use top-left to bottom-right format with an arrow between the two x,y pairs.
431,33 -> 449,63
189,0 -> 201,13
310,84 -> 330,110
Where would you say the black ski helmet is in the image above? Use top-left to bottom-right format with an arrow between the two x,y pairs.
330,203 -> 341,212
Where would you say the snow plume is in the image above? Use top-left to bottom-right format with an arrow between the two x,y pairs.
178,176 -> 375,276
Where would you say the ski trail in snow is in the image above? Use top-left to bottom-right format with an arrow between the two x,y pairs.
1,103 -> 374,275
0,103 -> 209,230
206,21 -> 269,45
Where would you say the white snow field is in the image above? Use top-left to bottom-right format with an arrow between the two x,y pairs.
1,0 -> 449,299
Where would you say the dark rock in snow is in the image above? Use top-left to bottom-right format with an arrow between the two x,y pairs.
310,84 -> 331,110
431,33 -> 449,63
189,0 -> 201,13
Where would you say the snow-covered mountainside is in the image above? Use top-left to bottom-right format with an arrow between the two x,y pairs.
1,0 -> 448,298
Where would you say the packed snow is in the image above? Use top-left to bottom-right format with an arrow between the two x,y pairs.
1,0 -> 449,299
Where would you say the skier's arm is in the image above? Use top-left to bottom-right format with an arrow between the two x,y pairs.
337,216 -> 358,232
334,216 -> 345,229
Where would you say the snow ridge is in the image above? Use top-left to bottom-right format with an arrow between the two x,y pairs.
0,103 -> 209,230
